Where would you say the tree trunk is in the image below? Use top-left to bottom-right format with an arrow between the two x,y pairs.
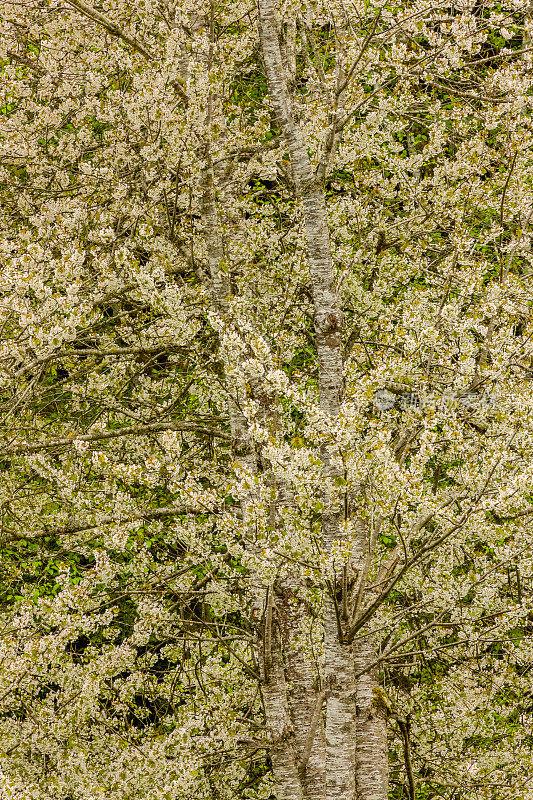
279,579 -> 326,800
257,4 -> 382,799
354,639 -> 389,800
261,601 -> 305,800
202,156 -> 305,800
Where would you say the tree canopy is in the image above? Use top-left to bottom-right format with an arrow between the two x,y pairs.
0,0 -> 533,798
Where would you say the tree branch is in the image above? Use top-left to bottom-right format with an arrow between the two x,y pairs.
7,49 -> 46,76
64,0 -> 155,61
345,504 -> 476,643
1,504 -> 207,543
1,421 -> 229,456
13,344 -> 186,376
298,688 -> 327,777
394,716 -> 415,800
263,584 -> 274,682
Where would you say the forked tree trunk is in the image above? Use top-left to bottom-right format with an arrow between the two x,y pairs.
256,3 -> 389,799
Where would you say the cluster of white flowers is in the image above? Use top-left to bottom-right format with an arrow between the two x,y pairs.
0,0 -> 532,795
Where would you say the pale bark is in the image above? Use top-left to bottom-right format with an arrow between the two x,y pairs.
254,388 -> 323,800
351,526 -> 389,800
257,0 -> 343,418
257,6 -> 392,799
261,603 -> 305,800
353,638 -> 389,800
282,18 -> 297,86
257,4 -> 359,799
279,584 -> 326,800
323,598 -> 357,800
202,164 -> 231,309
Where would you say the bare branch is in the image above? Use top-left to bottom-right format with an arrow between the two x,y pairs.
335,11 -> 381,98
345,503 -> 476,643
351,514 -> 382,620
394,716 -> 415,800
7,49 -> 45,76
298,688 -> 327,777
263,584 -> 273,682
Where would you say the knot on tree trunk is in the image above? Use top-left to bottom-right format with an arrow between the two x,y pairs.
269,723 -> 295,750
314,310 -> 343,336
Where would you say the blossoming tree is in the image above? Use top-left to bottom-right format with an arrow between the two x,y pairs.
0,0 -> 533,798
